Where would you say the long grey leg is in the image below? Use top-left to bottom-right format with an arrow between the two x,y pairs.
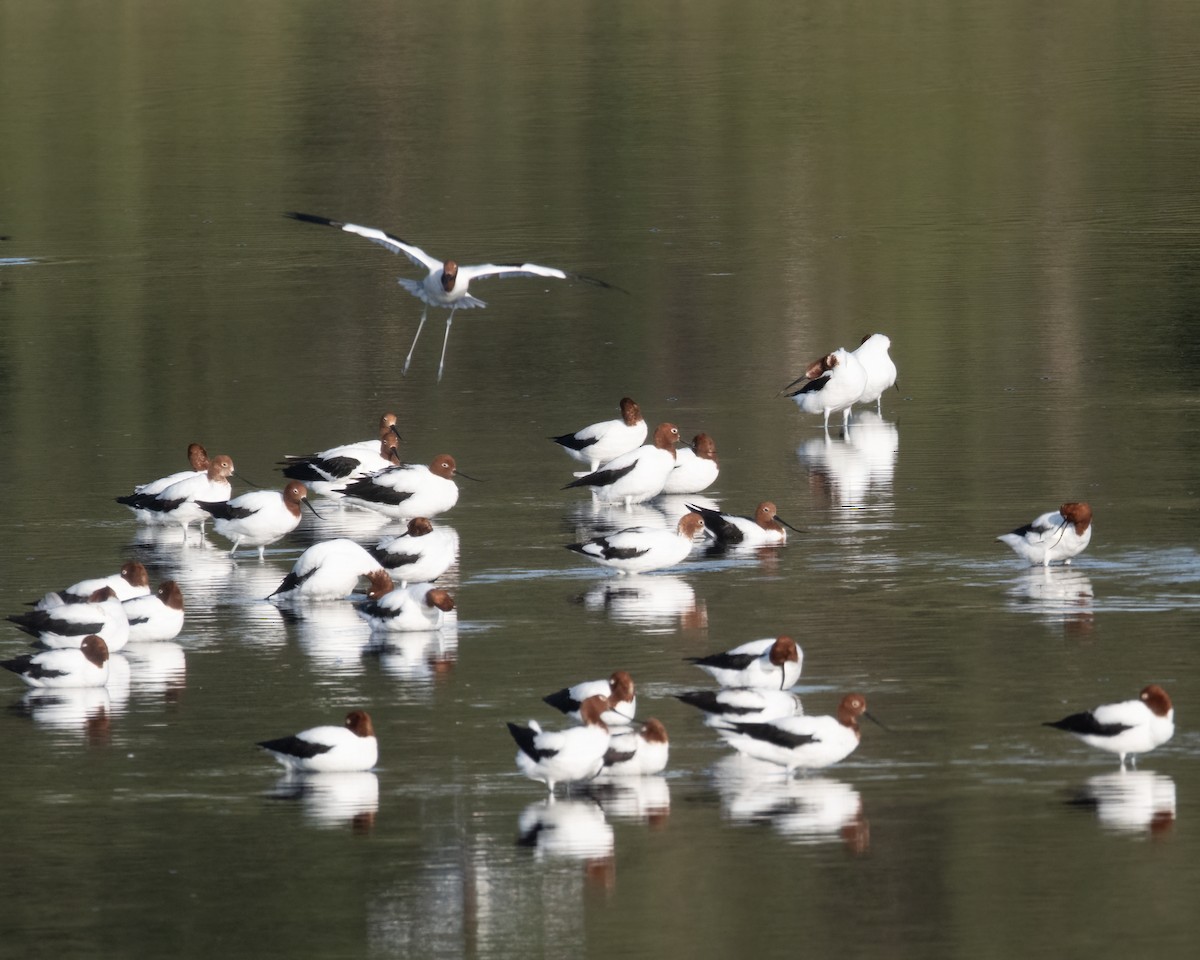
436,308 -> 457,382
404,305 -> 429,375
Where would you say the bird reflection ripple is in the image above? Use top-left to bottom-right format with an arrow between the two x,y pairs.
268,771 -> 380,830
517,798 -> 615,860
1067,770 -> 1176,835
577,575 -> 708,632
711,754 -> 868,851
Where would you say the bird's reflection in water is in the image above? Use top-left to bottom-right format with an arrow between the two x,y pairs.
584,776 -> 670,826
578,575 -> 707,632
1009,568 -> 1095,633
710,754 -> 868,852
267,771 -> 380,831
1066,770 -> 1176,836
277,602 -> 372,673
365,626 -> 459,684
14,687 -> 118,745
796,412 -> 898,511
517,798 -> 615,862
123,641 -> 187,700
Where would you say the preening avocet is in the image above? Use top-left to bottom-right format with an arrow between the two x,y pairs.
600,719 -> 669,777
543,670 -> 637,726
280,414 -> 402,500
564,423 -> 680,507
686,500 -> 801,546
8,587 -> 130,653
676,688 -> 803,728
782,347 -> 868,432
285,212 -> 620,382
338,454 -> 476,520
998,502 -> 1093,566
258,710 -> 378,773
1044,684 -> 1174,768
718,692 -> 882,772
122,581 -> 185,642
198,481 -> 319,560
685,636 -> 803,690
266,538 -> 385,601
355,571 -> 455,632
566,512 -> 706,575
661,433 -> 719,495
131,443 -> 210,495
552,397 -> 648,473
369,517 -> 457,586
31,560 -> 150,610
851,334 -> 898,414
508,694 -> 612,794
115,455 -> 236,539
2,635 -> 110,689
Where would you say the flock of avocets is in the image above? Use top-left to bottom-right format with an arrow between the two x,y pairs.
1,212 -> 1174,792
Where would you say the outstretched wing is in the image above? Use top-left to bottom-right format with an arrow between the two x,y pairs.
285,212 -> 442,273
459,262 -> 622,292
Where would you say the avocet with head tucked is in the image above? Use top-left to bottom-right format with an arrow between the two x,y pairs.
543,670 -> 637,727
337,454 -> 476,520
257,710 -> 378,773
369,517 -> 457,587
285,212 -> 620,382
1044,685 -> 1174,768
267,538 -> 385,601
1,635 -> 110,689
851,334 -> 898,415
998,502 -> 1093,566
552,397 -> 648,473
782,347 -> 868,432
31,561 -> 150,610
280,413 -> 402,500
661,433 -> 719,495
685,636 -> 803,690
508,694 -> 612,794
566,512 -> 706,575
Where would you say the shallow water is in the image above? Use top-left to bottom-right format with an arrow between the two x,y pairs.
3,1 -> 1200,958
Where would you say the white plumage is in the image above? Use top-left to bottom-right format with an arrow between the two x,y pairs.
998,502 -> 1093,566
258,710 -> 378,773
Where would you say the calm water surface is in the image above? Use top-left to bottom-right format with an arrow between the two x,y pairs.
2,1 -> 1200,958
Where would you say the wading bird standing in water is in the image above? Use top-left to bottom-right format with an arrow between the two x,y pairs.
285,212 -> 620,382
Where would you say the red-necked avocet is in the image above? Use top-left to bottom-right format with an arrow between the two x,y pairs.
566,512 -> 706,575
122,581 -> 185,643
337,454 -> 477,520
257,710 -> 378,772
718,692 -> 883,773
552,397 -> 648,473
198,481 -> 320,560
782,347 -> 868,432
998,502 -> 1093,566
285,212 -> 620,382
508,694 -> 612,794
564,423 -> 680,507
685,636 -> 803,690
1,635 -> 111,689
1044,685 -> 1174,768
266,538 -> 385,601
661,433 -> 719,495
543,670 -> 637,726
686,500 -> 801,546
